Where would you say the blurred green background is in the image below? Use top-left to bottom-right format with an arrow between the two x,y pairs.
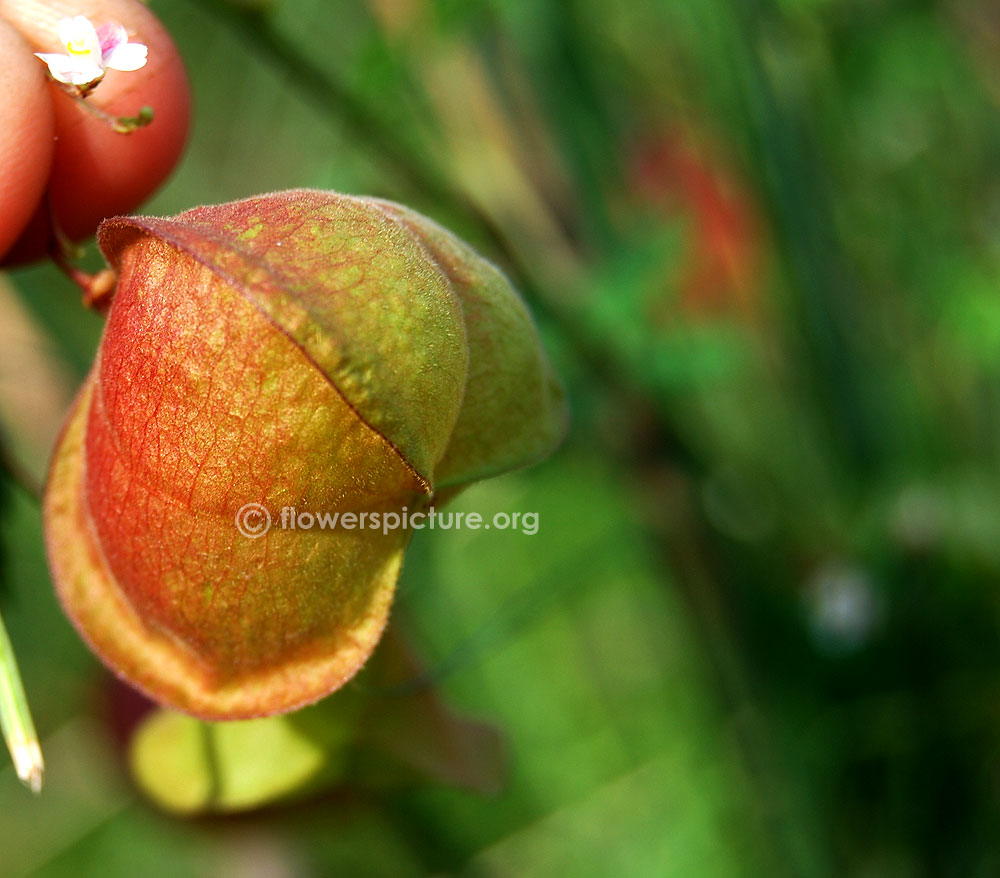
4,0 -> 1000,874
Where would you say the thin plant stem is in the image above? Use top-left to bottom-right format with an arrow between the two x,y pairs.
66,92 -> 154,134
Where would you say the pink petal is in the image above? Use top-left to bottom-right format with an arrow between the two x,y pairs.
97,22 -> 128,57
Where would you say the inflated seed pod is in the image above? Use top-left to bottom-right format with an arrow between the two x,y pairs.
44,189 -> 566,719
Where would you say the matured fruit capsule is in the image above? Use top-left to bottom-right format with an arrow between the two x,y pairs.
44,189 -> 567,719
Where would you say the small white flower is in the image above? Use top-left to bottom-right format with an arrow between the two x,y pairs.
35,16 -> 147,92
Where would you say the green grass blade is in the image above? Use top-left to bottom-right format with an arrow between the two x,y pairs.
0,608 -> 43,792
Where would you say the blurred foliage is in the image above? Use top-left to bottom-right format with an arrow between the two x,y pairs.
4,0 -> 1000,875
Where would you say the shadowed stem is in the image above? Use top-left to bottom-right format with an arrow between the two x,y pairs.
46,205 -> 118,311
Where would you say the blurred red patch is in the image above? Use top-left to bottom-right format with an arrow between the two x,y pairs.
631,130 -> 763,320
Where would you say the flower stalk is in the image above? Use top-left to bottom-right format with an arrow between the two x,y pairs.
66,96 -> 153,134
